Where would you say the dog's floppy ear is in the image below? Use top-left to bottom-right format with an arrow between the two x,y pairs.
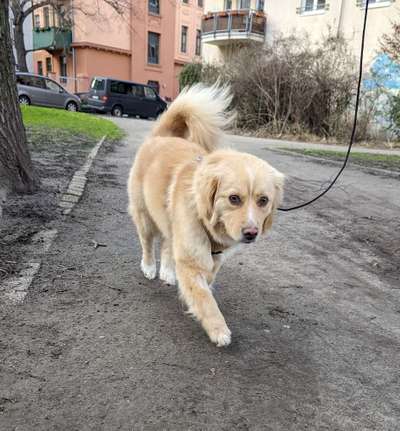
262,169 -> 285,234
197,171 -> 219,223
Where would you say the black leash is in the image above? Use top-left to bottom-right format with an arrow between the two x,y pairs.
278,0 -> 370,212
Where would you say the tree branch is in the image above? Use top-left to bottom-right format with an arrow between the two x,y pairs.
20,0 -> 31,10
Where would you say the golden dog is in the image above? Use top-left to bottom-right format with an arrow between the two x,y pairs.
128,84 -> 284,346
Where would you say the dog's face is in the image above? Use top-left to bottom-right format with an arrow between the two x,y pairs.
195,151 -> 284,245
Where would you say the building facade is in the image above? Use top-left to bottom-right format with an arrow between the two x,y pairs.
201,0 -> 399,67
32,0 -> 203,99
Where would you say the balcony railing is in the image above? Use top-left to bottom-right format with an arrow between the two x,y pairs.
33,27 -> 72,51
202,10 -> 266,44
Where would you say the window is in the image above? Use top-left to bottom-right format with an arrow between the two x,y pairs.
148,32 -> 160,64
37,61 -> 43,76
224,0 -> 232,9
22,76 -> 45,89
195,30 -> 201,56
181,26 -> 188,53
147,80 -> 160,94
16,75 -> 34,86
144,86 -> 157,100
303,0 -> 326,12
149,0 -> 160,14
182,0 -> 189,4
257,0 -> 265,11
34,14 -> 40,28
45,79 -> 62,92
59,56 -> 67,76
110,80 -> 130,94
131,84 -> 145,98
59,55 -> 67,83
358,0 -> 393,7
239,0 -> 250,9
91,78 -> 105,91
198,0 -> 203,6
34,77 -> 46,88
45,57 -> 52,74
43,7 -> 50,27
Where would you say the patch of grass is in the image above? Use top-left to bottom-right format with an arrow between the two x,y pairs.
281,148 -> 400,172
21,105 -> 124,141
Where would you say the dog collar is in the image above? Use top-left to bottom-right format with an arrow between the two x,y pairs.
211,251 -> 223,255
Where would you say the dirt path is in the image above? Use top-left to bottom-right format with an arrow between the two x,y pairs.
0,118 -> 399,431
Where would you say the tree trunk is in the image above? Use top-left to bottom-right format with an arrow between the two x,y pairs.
0,0 -> 39,193
13,19 -> 28,72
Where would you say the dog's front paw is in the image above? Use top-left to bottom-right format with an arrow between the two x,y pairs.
159,266 -> 176,285
141,260 -> 156,280
206,323 -> 232,347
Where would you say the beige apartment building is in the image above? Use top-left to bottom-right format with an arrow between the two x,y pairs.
201,0 -> 399,66
32,0 -> 203,99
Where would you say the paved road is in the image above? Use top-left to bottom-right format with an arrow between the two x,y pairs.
1,118 -> 399,431
229,133 -> 400,156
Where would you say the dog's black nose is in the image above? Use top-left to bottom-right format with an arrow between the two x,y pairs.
242,227 -> 258,243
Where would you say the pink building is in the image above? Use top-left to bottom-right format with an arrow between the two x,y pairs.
32,0 -> 203,100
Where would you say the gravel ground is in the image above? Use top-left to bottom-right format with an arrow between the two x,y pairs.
0,118 -> 399,431
0,128 -> 98,284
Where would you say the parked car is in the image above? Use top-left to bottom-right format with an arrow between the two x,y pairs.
82,77 -> 167,118
16,72 -> 81,112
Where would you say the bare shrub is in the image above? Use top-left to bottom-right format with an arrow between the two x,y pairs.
337,89 -> 385,143
200,34 -> 357,139
381,20 -> 400,63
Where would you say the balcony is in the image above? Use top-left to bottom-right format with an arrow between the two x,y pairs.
33,27 -> 72,52
202,10 -> 266,45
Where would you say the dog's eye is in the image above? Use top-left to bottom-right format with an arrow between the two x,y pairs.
257,196 -> 269,207
229,195 -> 241,205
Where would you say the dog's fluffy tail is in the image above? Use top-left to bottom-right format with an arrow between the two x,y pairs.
151,82 -> 234,153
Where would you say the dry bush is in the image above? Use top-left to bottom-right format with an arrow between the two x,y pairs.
381,21 -> 400,64
336,89 -> 384,143
201,34 -> 357,138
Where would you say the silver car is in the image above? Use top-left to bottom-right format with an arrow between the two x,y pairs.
16,72 -> 81,111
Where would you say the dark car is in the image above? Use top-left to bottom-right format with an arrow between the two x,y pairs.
82,77 -> 167,118
16,72 -> 81,111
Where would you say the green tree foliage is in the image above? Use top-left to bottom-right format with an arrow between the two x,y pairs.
179,63 -> 202,90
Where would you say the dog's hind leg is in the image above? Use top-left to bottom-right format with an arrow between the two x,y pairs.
159,238 -> 176,285
134,210 -> 157,280
176,263 -> 231,347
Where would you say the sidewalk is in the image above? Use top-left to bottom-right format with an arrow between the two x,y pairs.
227,133 -> 400,155
1,118 -> 398,430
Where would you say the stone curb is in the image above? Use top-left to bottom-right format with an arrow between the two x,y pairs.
1,135 -> 107,304
58,135 -> 106,215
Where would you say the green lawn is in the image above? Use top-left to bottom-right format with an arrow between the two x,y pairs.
21,105 -> 124,141
280,148 -> 400,172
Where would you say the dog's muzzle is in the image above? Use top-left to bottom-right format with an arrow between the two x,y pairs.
241,227 -> 258,243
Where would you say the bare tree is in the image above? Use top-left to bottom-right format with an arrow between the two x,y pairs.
381,20 -> 400,63
0,0 -> 39,193
10,0 -> 131,72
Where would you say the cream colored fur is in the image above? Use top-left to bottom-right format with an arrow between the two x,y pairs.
128,83 -> 284,347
